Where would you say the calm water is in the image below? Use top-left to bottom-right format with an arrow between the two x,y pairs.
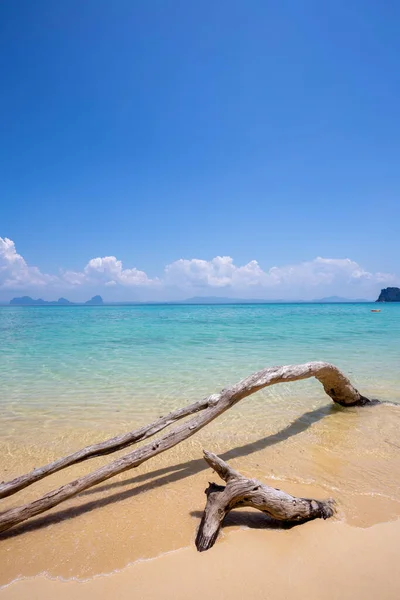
0,303 -> 399,427
1,303 -> 400,584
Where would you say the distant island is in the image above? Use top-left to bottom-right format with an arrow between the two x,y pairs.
376,287 -> 400,302
10,295 -> 104,306
183,296 -> 369,304
314,296 -> 369,303
7,294 -> 376,306
183,296 -> 276,304
85,295 -> 104,305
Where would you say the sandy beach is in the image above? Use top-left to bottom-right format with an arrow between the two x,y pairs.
1,398 -> 400,599
2,519 -> 400,600
2,0 -> 400,593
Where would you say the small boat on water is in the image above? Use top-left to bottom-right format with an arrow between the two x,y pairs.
371,309 -> 381,312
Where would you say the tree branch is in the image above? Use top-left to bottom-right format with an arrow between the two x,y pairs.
196,451 -> 335,551
0,362 -> 370,535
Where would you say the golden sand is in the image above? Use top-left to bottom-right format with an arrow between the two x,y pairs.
1,400 -> 400,598
2,519 -> 400,600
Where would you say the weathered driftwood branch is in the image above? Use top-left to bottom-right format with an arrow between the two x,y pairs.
0,396 -> 211,500
196,451 -> 334,551
0,362 -> 370,534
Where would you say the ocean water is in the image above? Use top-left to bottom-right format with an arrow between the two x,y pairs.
0,303 -> 399,426
1,303 -> 400,585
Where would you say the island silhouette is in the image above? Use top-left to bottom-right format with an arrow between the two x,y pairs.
10,295 -> 104,306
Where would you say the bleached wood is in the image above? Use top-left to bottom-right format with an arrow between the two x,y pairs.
0,362 -> 370,534
0,396 -> 211,499
196,451 -> 334,551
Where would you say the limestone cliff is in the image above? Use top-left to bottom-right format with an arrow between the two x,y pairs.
376,287 -> 400,302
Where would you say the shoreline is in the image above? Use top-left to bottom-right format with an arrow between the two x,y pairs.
1,401 -> 400,589
2,518 -> 400,600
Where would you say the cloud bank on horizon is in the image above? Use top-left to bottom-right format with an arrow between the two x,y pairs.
0,237 -> 397,301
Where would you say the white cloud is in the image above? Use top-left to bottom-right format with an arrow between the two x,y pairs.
0,236 -> 397,300
0,237 -> 56,290
164,255 -> 398,298
265,257 -> 394,288
164,256 -> 266,288
64,256 -> 156,288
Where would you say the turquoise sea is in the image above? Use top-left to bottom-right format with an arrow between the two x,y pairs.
1,303 -> 399,429
1,302 -> 400,584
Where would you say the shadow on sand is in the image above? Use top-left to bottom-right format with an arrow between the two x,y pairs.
190,509 -> 307,531
0,403 -> 337,540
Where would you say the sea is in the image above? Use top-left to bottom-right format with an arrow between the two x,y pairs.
0,303 -> 400,585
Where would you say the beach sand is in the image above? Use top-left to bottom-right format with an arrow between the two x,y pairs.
1,400 -> 400,599
2,518 -> 400,600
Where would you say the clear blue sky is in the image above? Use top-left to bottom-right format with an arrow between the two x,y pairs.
0,0 -> 399,300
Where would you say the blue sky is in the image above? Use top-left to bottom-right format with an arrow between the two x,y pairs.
1,0 -> 399,300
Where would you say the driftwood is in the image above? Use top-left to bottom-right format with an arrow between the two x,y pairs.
0,362 -> 371,535
196,451 -> 335,551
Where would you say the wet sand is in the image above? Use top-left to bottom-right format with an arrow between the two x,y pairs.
1,399 -> 400,598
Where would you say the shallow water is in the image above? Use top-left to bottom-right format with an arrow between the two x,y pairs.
1,303 -> 399,428
0,303 -> 399,585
